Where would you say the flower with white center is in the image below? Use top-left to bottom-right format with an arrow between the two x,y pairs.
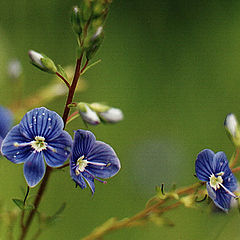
1,107 -> 72,187
70,130 -> 121,194
195,149 -> 238,212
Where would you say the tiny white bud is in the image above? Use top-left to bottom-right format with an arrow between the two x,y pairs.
91,26 -> 103,41
28,50 -> 45,68
79,103 -> 100,125
225,113 -> 238,137
7,59 -> 22,79
99,108 -> 123,123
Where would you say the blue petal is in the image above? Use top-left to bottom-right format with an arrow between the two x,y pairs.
195,149 -> 215,181
44,131 -> 72,167
70,168 -> 87,189
0,106 -> 13,139
86,141 -> 121,179
213,152 -> 229,174
19,107 -> 64,141
1,125 -> 33,164
23,152 -> 46,187
82,171 -> 95,194
223,172 -> 238,192
72,130 -> 96,162
207,183 -> 233,212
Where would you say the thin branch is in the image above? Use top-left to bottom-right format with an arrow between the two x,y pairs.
230,147 -> 240,168
56,72 -> 70,89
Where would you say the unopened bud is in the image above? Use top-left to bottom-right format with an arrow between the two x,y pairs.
99,107 -> 123,123
28,50 -> 57,73
71,6 -> 82,36
77,102 -> 100,125
224,113 -> 240,146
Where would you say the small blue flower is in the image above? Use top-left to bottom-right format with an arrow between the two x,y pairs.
70,130 -> 121,194
0,106 -> 13,147
195,149 -> 238,212
1,107 -> 72,187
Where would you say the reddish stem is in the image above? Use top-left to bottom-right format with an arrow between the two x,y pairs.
230,148 -> 240,168
80,60 -> 89,74
56,72 -> 70,89
67,110 -> 79,122
62,55 -> 83,126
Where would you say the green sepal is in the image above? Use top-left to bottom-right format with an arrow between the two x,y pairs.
57,65 -> 69,81
89,102 -> 110,112
12,199 -> 24,210
71,6 -> 83,36
41,57 -> 57,73
77,102 -> 88,112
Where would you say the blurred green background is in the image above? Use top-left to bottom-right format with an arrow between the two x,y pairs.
1,0 -> 240,239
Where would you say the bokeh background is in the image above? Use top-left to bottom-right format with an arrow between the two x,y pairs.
1,0 -> 240,239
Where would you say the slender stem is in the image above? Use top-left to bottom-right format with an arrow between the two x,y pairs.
56,72 -> 70,89
20,187 -> 30,230
62,55 -> 83,126
56,163 -> 70,170
67,110 -> 80,124
231,166 -> 240,173
80,60 -> 89,74
230,147 -> 240,168
19,55 -> 87,240
81,182 -> 203,240
19,167 -> 52,240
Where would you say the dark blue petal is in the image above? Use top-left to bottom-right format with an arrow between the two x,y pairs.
0,106 -> 13,139
207,182 -> 233,212
1,125 -> 33,164
72,130 -> 96,162
213,152 -> 229,174
19,107 -> 64,141
70,168 -> 87,189
82,171 -> 95,194
44,131 -> 72,167
23,152 -> 46,187
195,149 -> 215,181
223,172 -> 238,192
86,141 -> 121,179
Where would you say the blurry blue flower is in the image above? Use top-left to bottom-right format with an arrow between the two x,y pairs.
0,106 -> 13,148
70,130 -> 121,194
1,107 -> 72,187
195,149 -> 238,212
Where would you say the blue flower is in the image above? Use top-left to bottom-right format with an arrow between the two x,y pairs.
195,149 -> 238,212
70,130 -> 121,194
0,106 -> 13,148
1,107 -> 72,187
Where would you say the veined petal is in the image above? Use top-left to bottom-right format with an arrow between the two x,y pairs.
213,152 -> 229,174
72,130 -> 96,162
23,152 -> 46,187
70,168 -> 87,189
82,171 -> 95,194
0,106 -> 13,139
214,188 -> 232,212
1,125 -> 33,164
20,107 -> 64,141
86,141 -> 121,178
195,149 -> 215,181
223,172 -> 238,192
44,131 -> 72,167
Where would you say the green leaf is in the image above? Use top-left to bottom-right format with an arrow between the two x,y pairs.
81,59 -> 101,75
45,202 -> 66,226
12,199 -> 24,210
57,65 -> 69,81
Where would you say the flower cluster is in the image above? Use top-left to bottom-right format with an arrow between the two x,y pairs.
195,149 -> 238,212
1,107 -> 120,192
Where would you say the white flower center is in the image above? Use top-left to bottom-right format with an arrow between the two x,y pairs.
209,173 -> 224,191
75,156 -> 88,175
31,136 -> 47,152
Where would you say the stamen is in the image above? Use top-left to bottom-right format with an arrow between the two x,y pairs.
86,161 -> 107,167
14,141 -> 34,147
219,183 -> 239,199
84,169 -> 107,184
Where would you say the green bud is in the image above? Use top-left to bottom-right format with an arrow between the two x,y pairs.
28,50 -> 57,73
89,102 -> 110,112
71,6 -> 82,36
81,0 -> 93,22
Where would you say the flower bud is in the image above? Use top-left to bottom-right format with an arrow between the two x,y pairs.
71,6 -> 82,36
28,50 -> 57,73
77,102 -> 100,125
89,103 -> 123,123
224,113 -> 240,146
